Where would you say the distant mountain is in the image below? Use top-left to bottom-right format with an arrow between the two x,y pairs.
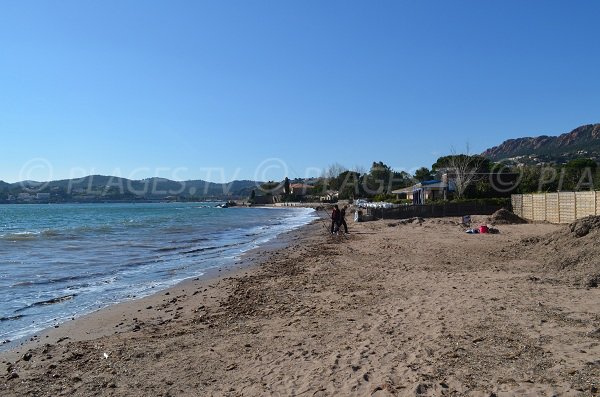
482,123 -> 600,164
3,175 -> 261,200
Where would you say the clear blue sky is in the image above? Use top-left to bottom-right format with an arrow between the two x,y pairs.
1,0 -> 599,183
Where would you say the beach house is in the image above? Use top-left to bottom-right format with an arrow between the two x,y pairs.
319,190 -> 339,202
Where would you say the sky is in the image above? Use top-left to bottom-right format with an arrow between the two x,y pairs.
1,0 -> 599,183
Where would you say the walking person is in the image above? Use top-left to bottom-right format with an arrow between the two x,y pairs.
330,205 -> 341,234
339,205 -> 349,234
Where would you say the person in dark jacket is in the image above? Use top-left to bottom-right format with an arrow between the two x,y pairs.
339,205 -> 349,234
331,205 -> 341,234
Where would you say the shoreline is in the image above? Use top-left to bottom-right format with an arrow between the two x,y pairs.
0,211 -> 322,358
2,215 -> 599,396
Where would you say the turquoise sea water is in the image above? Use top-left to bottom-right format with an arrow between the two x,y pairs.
0,203 -> 316,347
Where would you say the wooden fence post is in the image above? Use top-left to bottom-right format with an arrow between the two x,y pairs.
556,191 -> 561,223
545,193 -> 548,222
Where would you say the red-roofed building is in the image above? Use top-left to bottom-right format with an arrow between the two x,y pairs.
290,183 -> 315,196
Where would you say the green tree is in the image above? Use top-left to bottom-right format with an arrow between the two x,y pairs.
362,161 -> 392,196
361,161 -> 412,197
390,170 -> 413,190
563,158 -> 597,190
336,171 -> 361,199
306,178 -> 327,197
283,177 -> 290,195
413,167 -> 433,182
260,181 -> 280,195
513,165 -> 556,193
594,168 -> 600,190
432,153 -> 490,199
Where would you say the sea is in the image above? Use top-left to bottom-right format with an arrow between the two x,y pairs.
0,203 -> 316,348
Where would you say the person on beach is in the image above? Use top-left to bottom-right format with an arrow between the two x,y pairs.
331,205 -> 341,234
339,205 -> 349,234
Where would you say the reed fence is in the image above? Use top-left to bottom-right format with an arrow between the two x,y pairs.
511,191 -> 600,223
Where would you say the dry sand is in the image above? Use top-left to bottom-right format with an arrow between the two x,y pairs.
1,213 -> 599,396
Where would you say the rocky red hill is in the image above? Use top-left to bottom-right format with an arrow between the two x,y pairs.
482,123 -> 600,164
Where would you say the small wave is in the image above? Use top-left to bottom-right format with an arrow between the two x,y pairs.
182,241 -> 245,256
181,246 -> 220,255
11,281 -> 35,287
123,257 -> 167,268
155,246 -> 180,252
0,315 -> 25,322
0,231 -> 40,241
1,224 -> 118,241
160,266 -> 187,276
70,224 -> 113,234
10,272 -> 106,288
66,282 -> 91,290
163,226 -> 194,234
122,220 -> 147,229
14,294 -> 76,313
41,229 -> 62,238
156,240 -> 231,254
179,237 -> 210,244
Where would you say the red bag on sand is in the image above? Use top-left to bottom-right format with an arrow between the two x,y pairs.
479,225 -> 489,234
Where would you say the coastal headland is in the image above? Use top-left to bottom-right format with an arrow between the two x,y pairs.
2,214 -> 599,396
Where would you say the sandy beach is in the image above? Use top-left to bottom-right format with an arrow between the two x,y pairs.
2,211 -> 599,396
